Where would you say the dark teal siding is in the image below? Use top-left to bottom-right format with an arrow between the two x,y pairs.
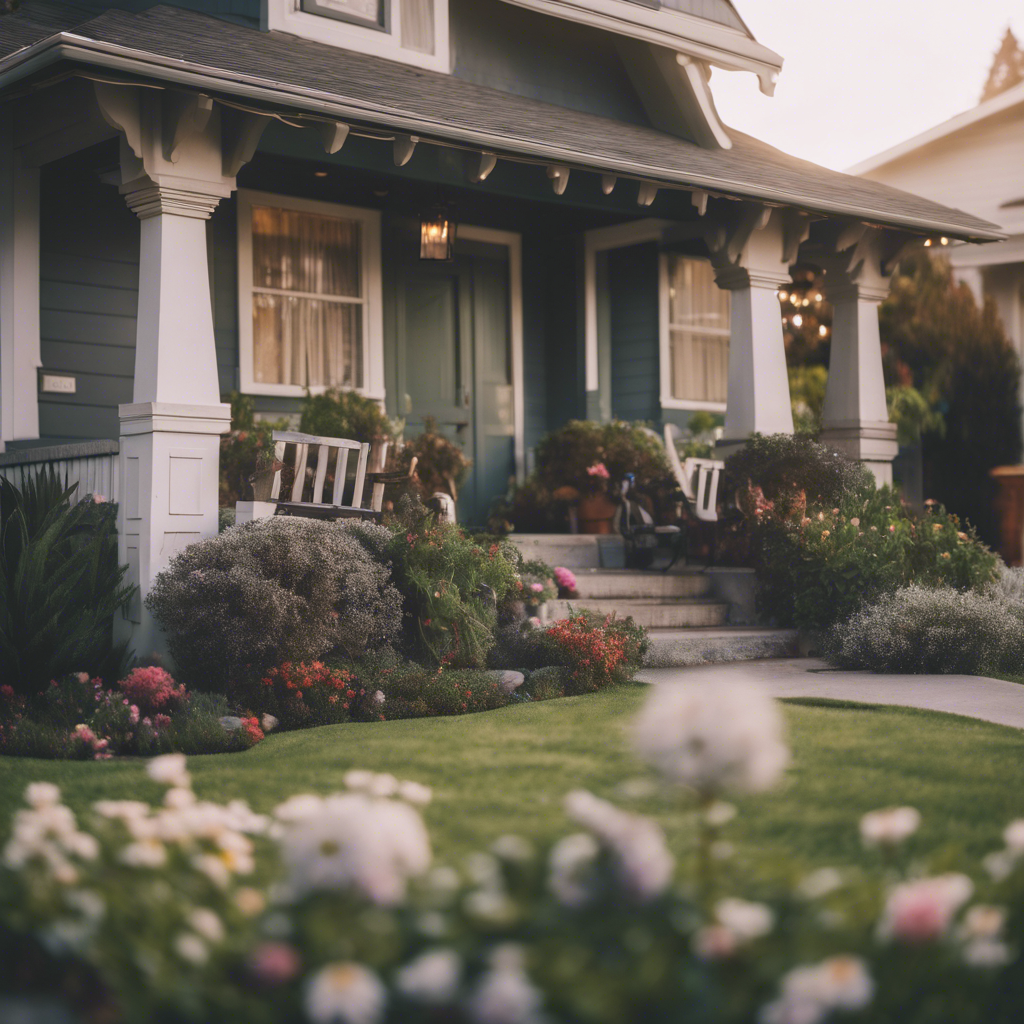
608,242 -> 660,424
38,145 -> 139,442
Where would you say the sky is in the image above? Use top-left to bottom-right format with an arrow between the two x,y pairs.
709,1 -> 1024,171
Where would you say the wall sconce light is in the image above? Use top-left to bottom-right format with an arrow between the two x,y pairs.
420,205 -> 457,261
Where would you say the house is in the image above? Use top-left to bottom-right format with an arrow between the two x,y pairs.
850,34 -> 1024,385
0,0 -> 1001,655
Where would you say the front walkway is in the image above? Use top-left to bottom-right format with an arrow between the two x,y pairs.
638,658 -> 1024,730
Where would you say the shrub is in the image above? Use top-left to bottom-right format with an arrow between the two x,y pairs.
397,418 -> 472,500
725,432 -> 872,515
0,469 -> 134,695
219,392 -> 288,506
299,387 -> 400,445
823,584 -> 1024,676
751,485 -> 999,633
488,621 -> 559,671
546,611 -> 649,695
234,660 -> 377,730
527,665 -> 566,700
146,518 -> 402,689
387,499 -> 519,668
117,666 -> 188,718
370,665 -> 511,718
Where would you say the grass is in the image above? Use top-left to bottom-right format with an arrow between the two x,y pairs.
3,688 -> 1024,880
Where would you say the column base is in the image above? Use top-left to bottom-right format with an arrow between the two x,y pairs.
116,402 -> 231,662
819,420 -> 899,487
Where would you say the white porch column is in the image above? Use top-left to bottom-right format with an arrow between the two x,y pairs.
95,86 -> 241,658
0,109 -> 41,448
710,207 -> 794,450
819,230 -> 898,486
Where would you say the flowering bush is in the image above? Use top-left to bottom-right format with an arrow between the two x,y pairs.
387,500 -> 520,668
8,687 -> 1024,1024
553,567 -> 578,599
235,661 -> 378,730
117,666 -> 189,717
748,480 -> 998,633
147,517 -> 403,689
370,665 -> 511,719
545,611 -> 649,694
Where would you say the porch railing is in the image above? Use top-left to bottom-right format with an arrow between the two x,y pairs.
0,440 -> 121,505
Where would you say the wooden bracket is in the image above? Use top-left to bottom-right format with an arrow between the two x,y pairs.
547,164 -> 570,195
320,122 -> 350,155
691,190 -> 709,216
393,134 -> 419,167
162,92 -> 214,163
222,110 -> 271,176
637,182 -> 659,207
93,82 -> 143,159
469,151 -> 497,183
601,174 -> 617,195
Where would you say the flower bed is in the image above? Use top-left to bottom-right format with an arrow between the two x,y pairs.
5,684 -> 1024,1023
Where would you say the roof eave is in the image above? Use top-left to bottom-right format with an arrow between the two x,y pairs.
0,32 -> 1004,243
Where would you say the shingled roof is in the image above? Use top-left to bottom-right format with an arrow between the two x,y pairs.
0,2 -> 1003,241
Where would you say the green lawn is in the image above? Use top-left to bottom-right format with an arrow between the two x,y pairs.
3,688 -> 1024,879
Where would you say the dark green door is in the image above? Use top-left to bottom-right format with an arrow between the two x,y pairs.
398,240 -> 514,526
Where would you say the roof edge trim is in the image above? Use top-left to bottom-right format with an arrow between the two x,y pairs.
0,32 -> 1004,242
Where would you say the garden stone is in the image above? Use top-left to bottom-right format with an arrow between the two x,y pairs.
219,716 -> 244,732
484,669 -> 525,694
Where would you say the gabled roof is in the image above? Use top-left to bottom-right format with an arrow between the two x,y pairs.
848,78 -> 1024,176
0,4 -> 1003,241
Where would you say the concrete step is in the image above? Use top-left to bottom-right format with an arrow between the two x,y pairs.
569,569 -> 712,600
642,628 -> 800,669
511,534 -> 622,570
547,597 -> 729,629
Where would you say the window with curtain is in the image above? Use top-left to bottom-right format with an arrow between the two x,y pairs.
299,0 -> 435,52
249,204 -> 367,391
666,255 -> 730,404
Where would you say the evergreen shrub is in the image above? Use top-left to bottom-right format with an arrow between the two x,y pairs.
146,518 -> 402,689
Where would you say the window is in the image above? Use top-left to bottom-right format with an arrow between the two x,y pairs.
662,254 -> 730,408
266,0 -> 447,71
238,191 -> 384,399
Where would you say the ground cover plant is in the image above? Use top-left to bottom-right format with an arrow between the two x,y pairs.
5,686 -> 1024,1023
0,469 -> 134,695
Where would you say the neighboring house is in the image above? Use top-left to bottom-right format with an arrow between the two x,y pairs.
0,0 -> 1001,654
851,56 -> 1024,375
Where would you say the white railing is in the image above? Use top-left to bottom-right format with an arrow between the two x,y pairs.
0,440 -> 121,505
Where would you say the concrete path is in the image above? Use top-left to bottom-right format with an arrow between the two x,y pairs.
637,658 -> 1024,731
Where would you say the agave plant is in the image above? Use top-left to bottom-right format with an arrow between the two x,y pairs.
0,466 -> 135,694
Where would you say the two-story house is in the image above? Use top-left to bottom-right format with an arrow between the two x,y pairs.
0,0 -> 1001,653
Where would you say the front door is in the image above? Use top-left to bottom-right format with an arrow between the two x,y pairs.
398,239 -> 515,526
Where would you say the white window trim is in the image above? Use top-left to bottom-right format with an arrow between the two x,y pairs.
459,224 -> 526,484
237,189 -> 385,401
658,252 -> 727,413
263,0 -> 451,74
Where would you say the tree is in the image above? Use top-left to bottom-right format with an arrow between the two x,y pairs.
981,28 -> 1024,103
879,253 -> 1023,546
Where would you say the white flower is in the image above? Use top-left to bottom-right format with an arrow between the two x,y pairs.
147,754 -> 191,790
963,939 -> 1013,968
164,787 -> 197,810
878,873 -> 974,943
342,770 -> 376,793
1004,819 -> 1024,851
25,782 -> 61,808
94,800 -> 150,820
261,714 -> 280,733
715,898 -> 774,941
274,792 -> 431,905
119,839 -> 167,869
563,790 -> 674,902
960,904 -> 1006,941
187,908 -> 225,943
174,932 -> 209,966
398,781 -> 433,807
492,835 -> 534,862
305,963 -> 387,1024
547,833 -> 600,907
984,849 -> 1017,882
796,868 -> 844,901
630,682 -> 789,797
235,887 -> 267,917
466,946 -> 544,1024
193,854 -> 231,889
373,691 -> 386,706
705,801 -> 737,827
860,807 -> 921,847
395,948 -> 461,1004
761,956 -> 874,1024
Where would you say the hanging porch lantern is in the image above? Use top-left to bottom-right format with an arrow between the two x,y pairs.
420,204 -> 457,261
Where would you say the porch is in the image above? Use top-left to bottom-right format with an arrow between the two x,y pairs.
0,4 -> 1002,658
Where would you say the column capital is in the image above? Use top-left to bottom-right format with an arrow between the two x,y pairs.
121,177 -> 231,220
818,227 -> 894,305
119,402 -> 232,435
713,263 -> 789,292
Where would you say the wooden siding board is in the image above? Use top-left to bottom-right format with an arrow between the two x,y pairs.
40,310 -> 137,348
609,242 -> 660,424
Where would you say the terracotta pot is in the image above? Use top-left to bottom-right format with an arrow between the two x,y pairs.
577,493 -> 617,535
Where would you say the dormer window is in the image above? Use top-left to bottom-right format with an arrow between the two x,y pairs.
266,0 -> 448,71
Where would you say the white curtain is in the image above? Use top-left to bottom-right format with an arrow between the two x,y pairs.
668,256 -> 730,403
251,206 -> 364,389
400,0 -> 434,53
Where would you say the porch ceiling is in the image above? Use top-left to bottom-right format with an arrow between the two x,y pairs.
0,3 -> 1004,242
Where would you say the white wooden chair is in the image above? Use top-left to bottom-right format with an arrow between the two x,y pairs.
267,431 -> 413,521
663,424 -> 724,524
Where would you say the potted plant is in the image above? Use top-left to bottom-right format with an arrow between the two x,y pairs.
577,462 -> 617,534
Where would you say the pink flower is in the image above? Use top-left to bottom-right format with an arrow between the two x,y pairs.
586,462 -> 610,479
248,942 -> 301,985
553,567 -> 577,592
530,582 -> 545,594
879,874 -> 973,943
